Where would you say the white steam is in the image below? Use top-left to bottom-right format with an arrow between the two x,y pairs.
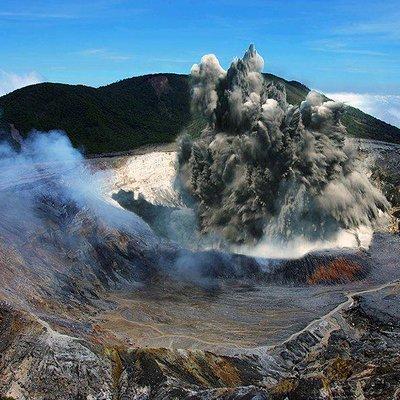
0,70 -> 43,96
0,130 -> 156,242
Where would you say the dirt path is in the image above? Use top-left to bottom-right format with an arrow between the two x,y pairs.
270,278 -> 400,351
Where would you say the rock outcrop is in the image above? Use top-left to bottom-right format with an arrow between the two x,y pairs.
1,280 -> 399,399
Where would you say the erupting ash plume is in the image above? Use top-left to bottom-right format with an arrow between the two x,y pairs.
176,45 -> 389,244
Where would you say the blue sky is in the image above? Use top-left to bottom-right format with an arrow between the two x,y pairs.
0,0 -> 399,96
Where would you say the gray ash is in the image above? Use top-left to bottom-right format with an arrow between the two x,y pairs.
176,45 -> 388,244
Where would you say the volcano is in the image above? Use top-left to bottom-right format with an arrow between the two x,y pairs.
1,44 -> 400,399
0,128 -> 398,399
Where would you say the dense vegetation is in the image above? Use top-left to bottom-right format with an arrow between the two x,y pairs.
0,72 -> 399,155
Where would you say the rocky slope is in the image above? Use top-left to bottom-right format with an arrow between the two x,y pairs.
1,258 -> 399,399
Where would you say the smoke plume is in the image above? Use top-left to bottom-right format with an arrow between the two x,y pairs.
176,45 -> 389,244
0,130 -> 156,244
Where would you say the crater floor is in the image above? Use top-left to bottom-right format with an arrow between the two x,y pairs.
84,232 -> 400,354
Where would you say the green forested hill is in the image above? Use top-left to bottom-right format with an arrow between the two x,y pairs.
0,72 -> 399,154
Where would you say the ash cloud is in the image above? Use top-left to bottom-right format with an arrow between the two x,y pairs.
176,45 -> 389,244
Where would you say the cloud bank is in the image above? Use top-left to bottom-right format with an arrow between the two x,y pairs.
0,70 -> 43,96
326,92 -> 400,128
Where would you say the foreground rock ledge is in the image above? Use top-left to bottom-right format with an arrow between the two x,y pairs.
1,281 -> 399,400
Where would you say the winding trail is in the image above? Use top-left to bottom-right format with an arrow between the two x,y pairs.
269,278 -> 400,351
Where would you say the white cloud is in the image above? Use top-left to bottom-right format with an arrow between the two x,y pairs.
335,20 -> 400,40
310,39 -> 387,57
0,70 -> 43,96
0,11 -> 75,19
80,48 -> 105,56
326,92 -> 400,128
79,48 -> 131,61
